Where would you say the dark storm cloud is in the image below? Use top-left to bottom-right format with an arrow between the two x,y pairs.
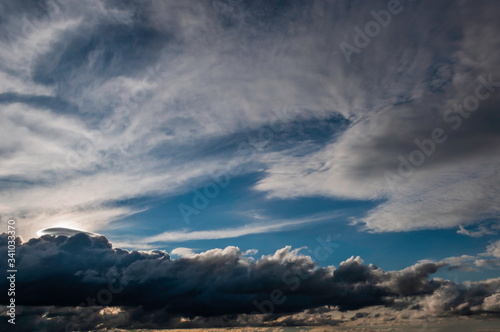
1,233 -> 387,312
2,233 -> 499,330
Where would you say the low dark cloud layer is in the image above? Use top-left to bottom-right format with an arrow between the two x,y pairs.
2,233 -> 499,330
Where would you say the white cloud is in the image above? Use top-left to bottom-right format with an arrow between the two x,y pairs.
487,240 -> 500,258
171,247 -> 196,258
115,212 -> 339,248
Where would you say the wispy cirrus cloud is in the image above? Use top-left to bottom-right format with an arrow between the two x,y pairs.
0,0 -> 342,238
0,0 -> 499,240
115,212 -> 341,248
255,0 -> 500,234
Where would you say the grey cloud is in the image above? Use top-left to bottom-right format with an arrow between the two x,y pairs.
253,0 -> 500,233
418,278 -> 500,316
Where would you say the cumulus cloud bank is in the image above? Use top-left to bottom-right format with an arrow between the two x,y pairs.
1,233 -> 499,330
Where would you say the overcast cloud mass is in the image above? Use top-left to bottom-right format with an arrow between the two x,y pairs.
0,0 -> 499,330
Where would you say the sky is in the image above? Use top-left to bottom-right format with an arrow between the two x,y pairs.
0,0 -> 500,330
